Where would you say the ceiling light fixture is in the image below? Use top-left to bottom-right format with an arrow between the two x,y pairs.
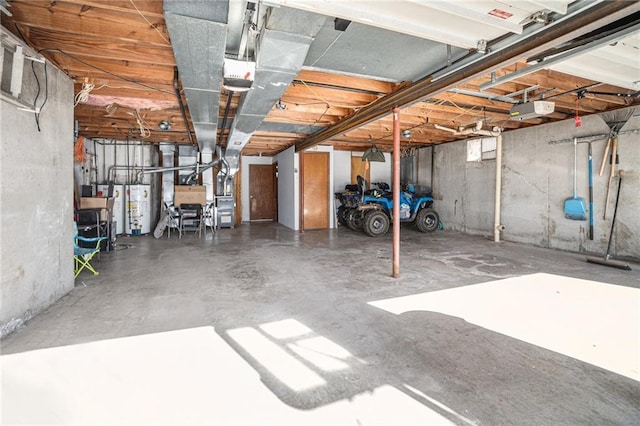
362,144 -> 385,162
275,99 -> 286,110
158,120 -> 172,131
401,129 -> 412,138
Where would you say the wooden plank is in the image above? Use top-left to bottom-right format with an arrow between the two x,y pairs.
7,0 -> 171,47
297,69 -> 393,94
47,54 -> 174,87
73,83 -> 177,102
59,0 -> 165,19
284,83 -> 380,106
28,28 -> 176,67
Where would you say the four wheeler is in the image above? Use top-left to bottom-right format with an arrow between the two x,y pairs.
335,178 -> 391,231
336,176 -> 440,237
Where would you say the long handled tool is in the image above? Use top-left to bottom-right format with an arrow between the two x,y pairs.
588,142 -> 594,240
598,109 -> 633,219
586,170 -> 631,270
564,137 -> 587,220
603,135 -> 618,219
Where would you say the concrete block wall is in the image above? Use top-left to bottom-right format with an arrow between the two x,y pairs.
429,106 -> 640,260
1,63 -> 74,337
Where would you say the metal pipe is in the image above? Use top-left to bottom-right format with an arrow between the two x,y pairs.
493,133 -> 503,242
295,0 -> 637,152
219,91 -> 233,145
392,107 -> 400,278
174,67 -> 195,147
479,20 -> 640,91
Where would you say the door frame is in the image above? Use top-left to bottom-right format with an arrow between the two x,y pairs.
300,151 -> 330,231
249,163 -> 278,222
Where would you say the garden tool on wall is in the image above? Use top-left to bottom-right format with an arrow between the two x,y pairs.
586,170 -> 631,271
598,109 -> 633,219
564,137 -> 587,221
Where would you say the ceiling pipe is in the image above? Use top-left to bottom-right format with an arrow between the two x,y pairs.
479,20 -> 640,91
173,67 -> 195,148
295,0 -> 638,152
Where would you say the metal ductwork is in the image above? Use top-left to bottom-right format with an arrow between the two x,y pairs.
164,0 -> 229,155
220,7 -> 326,187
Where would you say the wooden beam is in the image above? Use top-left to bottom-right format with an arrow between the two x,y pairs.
59,0 -> 165,19
27,28 -> 176,67
7,1 -> 171,47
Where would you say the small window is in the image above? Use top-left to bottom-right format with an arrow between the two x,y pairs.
467,137 -> 496,162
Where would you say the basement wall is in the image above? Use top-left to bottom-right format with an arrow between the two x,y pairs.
430,106 -> 640,260
1,63 -> 74,337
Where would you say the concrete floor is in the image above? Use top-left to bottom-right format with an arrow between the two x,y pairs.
2,224 -> 639,424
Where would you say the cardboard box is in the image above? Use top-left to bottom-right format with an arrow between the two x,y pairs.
80,197 -> 115,221
174,185 -> 206,206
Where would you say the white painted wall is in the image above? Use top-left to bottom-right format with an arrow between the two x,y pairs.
371,153 -> 392,185
240,155 -> 274,222
342,152 -> 392,187
276,147 -> 299,230
333,150 -> 351,192
1,62 -> 74,337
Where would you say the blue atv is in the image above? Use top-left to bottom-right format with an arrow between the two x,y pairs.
352,177 -> 440,237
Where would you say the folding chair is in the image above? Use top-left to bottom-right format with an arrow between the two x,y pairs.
74,222 -> 106,278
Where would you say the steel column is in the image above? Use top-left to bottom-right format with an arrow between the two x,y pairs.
392,108 -> 400,278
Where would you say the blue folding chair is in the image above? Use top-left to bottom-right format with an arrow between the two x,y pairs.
74,222 -> 106,278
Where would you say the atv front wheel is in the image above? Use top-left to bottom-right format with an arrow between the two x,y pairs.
346,209 -> 365,231
337,205 -> 348,226
364,211 -> 390,237
416,208 -> 439,233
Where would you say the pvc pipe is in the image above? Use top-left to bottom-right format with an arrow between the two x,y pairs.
494,133 -> 503,242
392,108 -> 400,278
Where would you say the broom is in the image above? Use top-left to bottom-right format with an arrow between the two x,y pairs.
586,170 -> 631,270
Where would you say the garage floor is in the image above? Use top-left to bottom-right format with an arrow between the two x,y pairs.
2,224 -> 639,425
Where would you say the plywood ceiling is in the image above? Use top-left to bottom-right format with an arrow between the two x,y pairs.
2,0 -> 639,156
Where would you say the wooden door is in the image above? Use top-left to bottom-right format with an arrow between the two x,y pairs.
303,152 -> 329,229
249,164 -> 276,221
351,156 -> 370,188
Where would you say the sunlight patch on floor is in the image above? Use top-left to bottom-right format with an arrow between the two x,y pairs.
2,326 -> 459,424
369,273 -> 640,381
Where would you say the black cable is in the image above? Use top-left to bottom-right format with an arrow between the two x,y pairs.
37,48 -> 174,95
31,60 -> 42,131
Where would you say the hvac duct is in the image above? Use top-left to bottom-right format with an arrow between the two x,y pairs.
221,7 -> 327,182
164,0 -> 229,155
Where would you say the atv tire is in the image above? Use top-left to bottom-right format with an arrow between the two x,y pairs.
416,208 -> 439,233
337,205 -> 348,226
346,209 -> 365,231
364,210 -> 390,237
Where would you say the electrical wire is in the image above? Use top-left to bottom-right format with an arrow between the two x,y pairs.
73,82 -> 108,106
128,110 -> 151,138
30,60 -> 49,132
37,48 -> 174,95
128,0 -> 170,45
298,80 -> 382,110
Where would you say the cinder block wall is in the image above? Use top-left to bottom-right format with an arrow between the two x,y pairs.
430,106 -> 639,260
1,62 -> 74,337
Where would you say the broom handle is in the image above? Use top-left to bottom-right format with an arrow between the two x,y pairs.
599,137 -> 610,176
610,137 -> 617,178
573,137 -> 578,198
605,170 -> 624,257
